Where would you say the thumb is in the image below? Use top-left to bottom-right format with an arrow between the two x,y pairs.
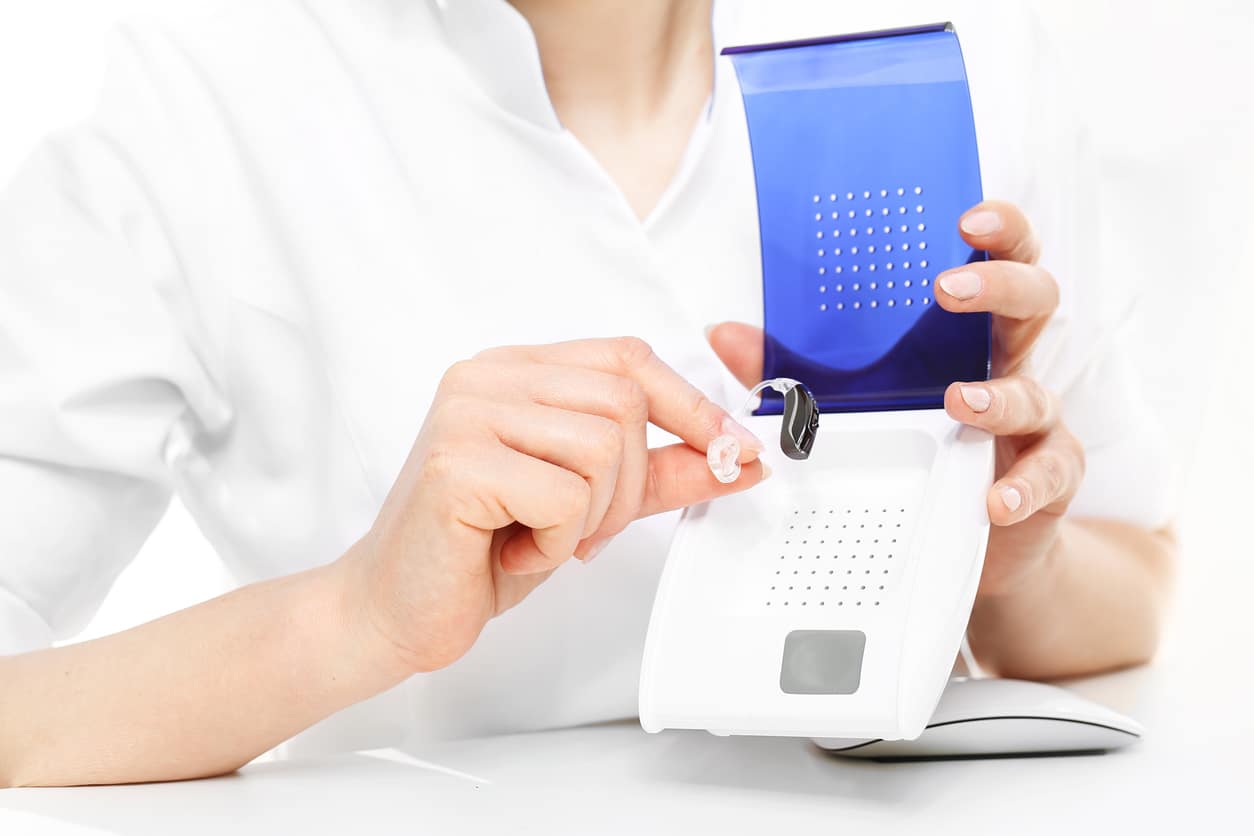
707,322 -> 764,390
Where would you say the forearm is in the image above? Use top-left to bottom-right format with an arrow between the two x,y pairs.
0,547 -> 407,788
968,517 -> 1177,680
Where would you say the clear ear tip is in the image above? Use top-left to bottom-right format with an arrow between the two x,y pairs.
707,434 -> 742,484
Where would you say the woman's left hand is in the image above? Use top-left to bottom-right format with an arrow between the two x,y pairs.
932,201 -> 1084,597
708,200 -> 1084,600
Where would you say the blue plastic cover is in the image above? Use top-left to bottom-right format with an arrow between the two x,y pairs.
725,24 -> 991,414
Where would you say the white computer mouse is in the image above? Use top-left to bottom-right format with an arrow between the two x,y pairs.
814,677 -> 1144,760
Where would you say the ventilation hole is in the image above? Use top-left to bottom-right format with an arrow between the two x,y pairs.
897,188 -> 905,196
916,205 -> 925,213
813,195 -> 822,204
815,213 -> 823,222
816,231 -> 823,239
863,191 -> 871,199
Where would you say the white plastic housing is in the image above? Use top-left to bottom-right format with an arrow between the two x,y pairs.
639,408 -> 994,741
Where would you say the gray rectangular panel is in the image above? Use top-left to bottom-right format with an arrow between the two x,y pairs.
780,630 -> 866,695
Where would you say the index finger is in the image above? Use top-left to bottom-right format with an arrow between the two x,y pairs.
476,337 -> 764,460
958,200 -> 1041,265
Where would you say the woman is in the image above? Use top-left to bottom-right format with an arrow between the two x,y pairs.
0,0 -> 1175,787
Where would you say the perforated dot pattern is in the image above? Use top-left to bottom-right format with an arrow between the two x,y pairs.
811,188 -> 936,312
764,505 -> 913,610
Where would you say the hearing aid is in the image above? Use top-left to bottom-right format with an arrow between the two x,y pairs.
707,378 -> 819,484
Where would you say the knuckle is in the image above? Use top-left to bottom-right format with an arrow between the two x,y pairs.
688,391 -> 723,438
610,336 -> 655,370
418,442 -> 462,486
1015,231 -> 1042,265
1035,451 -> 1066,500
1025,379 -> 1052,424
471,345 -> 511,362
1060,426 -> 1087,480
608,378 -> 648,422
557,473 -> 592,522
588,418 -> 625,468
1037,268 -> 1062,313
439,359 -> 479,393
432,393 -> 479,426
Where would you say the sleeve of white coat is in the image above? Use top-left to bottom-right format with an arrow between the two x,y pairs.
0,29 -> 231,655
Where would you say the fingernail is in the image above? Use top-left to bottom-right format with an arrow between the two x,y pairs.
759,462 -> 773,481
704,323 -> 718,342
581,538 -> 610,563
722,415 -> 764,455
999,485 -> 1023,513
939,271 -> 983,301
961,210 -> 1003,237
960,384 -> 992,413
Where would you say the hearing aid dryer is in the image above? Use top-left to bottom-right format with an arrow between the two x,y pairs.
639,24 -> 995,742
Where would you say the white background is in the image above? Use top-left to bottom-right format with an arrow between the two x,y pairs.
0,1 -> 1251,689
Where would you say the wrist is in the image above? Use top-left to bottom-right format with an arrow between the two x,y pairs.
968,520 -> 1070,671
326,536 -> 421,685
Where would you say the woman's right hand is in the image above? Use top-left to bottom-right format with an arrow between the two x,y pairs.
340,337 -> 769,675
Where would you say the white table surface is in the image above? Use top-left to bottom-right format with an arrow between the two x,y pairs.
3,662 -> 1249,836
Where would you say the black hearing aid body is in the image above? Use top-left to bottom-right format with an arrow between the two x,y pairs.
781,383 -> 820,460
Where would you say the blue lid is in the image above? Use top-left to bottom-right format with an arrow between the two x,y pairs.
725,24 -> 991,414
